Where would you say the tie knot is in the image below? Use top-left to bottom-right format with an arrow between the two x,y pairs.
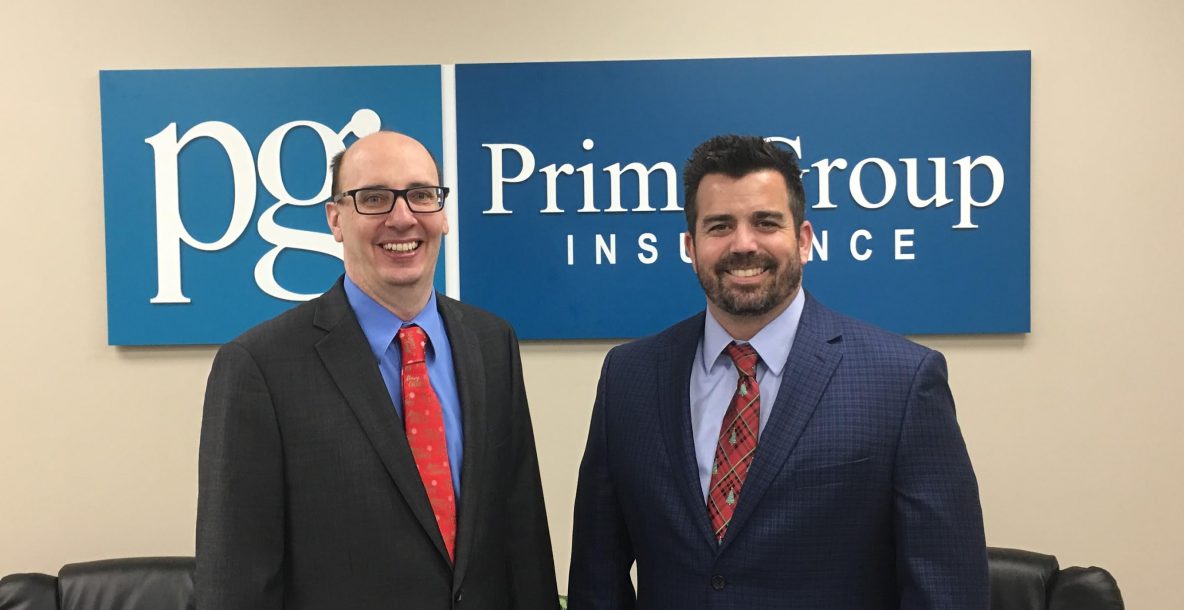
724,342 -> 759,377
397,324 -> 428,365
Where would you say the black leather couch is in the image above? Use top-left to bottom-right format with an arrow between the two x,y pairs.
0,557 -> 193,610
0,547 -> 1122,609
988,547 -> 1124,610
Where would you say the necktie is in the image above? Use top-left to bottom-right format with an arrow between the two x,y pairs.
707,342 -> 761,543
397,324 -> 457,562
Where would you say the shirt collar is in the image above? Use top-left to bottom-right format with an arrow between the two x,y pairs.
343,275 -> 447,360
700,288 -> 806,376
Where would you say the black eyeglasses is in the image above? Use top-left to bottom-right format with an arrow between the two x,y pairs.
332,186 -> 449,215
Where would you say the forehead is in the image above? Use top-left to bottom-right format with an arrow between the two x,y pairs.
338,134 -> 439,188
696,170 -> 792,219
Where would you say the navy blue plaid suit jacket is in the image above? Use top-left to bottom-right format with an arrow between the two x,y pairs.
568,293 -> 988,609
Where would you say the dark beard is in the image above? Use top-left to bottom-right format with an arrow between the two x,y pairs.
696,251 -> 801,317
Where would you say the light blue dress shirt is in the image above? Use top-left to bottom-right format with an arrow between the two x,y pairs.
689,288 -> 806,500
344,276 -> 464,497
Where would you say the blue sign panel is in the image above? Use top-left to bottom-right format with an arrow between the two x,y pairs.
100,65 -> 444,345
455,52 -> 1030,339
101,53 -> 1029,345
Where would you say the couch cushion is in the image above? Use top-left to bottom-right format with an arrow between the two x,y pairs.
0,572 -> 58,610
988,547 -> 1060,610
58,557 -> 194,610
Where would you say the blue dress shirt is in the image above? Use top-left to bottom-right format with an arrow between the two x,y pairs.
689,288 -> 805,500
344,276 -> 464,497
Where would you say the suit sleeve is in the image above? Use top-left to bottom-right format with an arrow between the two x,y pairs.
893,350 -> 989,609
567,350 -> 637,610
196,342 -> 284,610
503,327 -> 562,610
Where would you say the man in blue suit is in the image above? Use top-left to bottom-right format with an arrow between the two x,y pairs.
568,135 -> 988,609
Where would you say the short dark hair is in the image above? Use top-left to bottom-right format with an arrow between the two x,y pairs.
330,149 -> 347,200
328,132 -> 443,201
682,134 -> 806,235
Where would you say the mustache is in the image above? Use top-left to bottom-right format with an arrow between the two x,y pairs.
713,252 -> 775,274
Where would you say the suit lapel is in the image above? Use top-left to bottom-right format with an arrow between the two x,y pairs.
719,294 -> 844,551
437,296 -> 486,588
313,281 -> 453,566
656,313 -> 721,549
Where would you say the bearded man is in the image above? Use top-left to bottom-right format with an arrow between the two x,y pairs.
567,134 -> 988,610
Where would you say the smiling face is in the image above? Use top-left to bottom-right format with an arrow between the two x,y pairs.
325,132 -> 448,316
685,169 -> 813,333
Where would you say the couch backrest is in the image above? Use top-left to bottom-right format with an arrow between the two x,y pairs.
990,547 -> 1061,610
57,557 -> 194,610
7,550 -> 1125,610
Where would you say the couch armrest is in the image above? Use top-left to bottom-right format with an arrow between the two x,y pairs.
1048,566 -> 1124,610
0,572 -> 58,610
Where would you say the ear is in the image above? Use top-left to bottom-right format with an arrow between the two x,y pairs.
325,202 -> 344,243
683,230 -> 698,273
798,220 -> 814,264
442,210 -> 450,236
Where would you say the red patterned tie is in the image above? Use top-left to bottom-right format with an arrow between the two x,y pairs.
397,324 -> 457,562
707,342 -> 761,543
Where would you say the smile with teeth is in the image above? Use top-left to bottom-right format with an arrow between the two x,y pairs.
382,241 -> 420,253
728,267 -> 765,278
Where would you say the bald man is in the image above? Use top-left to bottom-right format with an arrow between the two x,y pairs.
197,132 -> 559,610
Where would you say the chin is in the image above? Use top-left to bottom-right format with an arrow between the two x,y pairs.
379,275 -> 427,289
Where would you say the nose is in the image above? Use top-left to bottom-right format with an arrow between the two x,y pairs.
730,224 -> 759,254
383,194 -> 418,229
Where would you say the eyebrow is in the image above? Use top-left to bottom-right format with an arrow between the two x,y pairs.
354,181 -> 438,190
700,210 -> 787,225
700,213 -> 735,225
752,210 -> 787,222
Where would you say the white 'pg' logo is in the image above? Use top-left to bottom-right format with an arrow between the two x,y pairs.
143,109 -> 382,303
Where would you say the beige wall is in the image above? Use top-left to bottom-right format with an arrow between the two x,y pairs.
1,0 -> 1181,606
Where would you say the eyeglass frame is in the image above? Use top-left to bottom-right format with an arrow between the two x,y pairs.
331,186 -> 450,215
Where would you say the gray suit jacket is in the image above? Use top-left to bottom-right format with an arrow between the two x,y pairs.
197,278 -> 559,609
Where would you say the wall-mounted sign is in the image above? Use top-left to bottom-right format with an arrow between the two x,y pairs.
100,51 -> 1029,345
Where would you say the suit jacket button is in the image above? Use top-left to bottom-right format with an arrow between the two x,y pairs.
454,589 -> 464,603
711,575 -> 726,590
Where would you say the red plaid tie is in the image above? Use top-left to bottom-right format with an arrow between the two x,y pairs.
397,324 -> 457,562
707,342 -> 761,543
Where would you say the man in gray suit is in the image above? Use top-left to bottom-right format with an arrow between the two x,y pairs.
197,131 -> 559,609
